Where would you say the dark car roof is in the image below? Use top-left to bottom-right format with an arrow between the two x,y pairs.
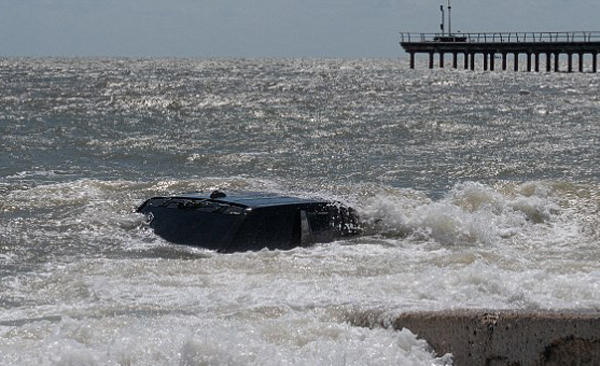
171,192 -> 328,209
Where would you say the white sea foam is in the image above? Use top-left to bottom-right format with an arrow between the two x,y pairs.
0,312 -> 451,366
354,181 -> 565,248
2,176 -> 599,365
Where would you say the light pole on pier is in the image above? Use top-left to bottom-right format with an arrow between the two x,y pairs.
448,0 -> 452,35
440,5 -> 445,35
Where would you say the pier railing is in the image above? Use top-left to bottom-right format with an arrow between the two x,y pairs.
400,31 -> 600,43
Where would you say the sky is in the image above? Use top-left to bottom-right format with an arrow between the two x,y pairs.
0,0 -> 599,58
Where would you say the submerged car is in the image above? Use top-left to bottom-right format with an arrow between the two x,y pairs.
137,191 -> 361,253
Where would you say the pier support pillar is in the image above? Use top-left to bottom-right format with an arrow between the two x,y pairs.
470,53 -> 476,71
463,52 -> 469,69
490,53 -> 495,71
429,52 -> 434,69
579,53 -> 584,73
535,53 -> 540,72
555,53 -> 560,72
409,52 -> 415,69
452,52 -> 458,68
593,53 -> 598,73
514,53 -> 519,71
546,53 -> 552,72
439,52 -> 445,68
527,53 -> 532,72
502,53 -> 507,71
483,53 -> 489,71
568,53 -> 573,73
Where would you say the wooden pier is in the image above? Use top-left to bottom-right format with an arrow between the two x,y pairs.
400,31 -> 600,72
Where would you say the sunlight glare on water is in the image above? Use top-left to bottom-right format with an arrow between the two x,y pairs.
1,58 -> 600,365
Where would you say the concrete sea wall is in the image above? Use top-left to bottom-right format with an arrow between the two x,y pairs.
352,310 -> 600,366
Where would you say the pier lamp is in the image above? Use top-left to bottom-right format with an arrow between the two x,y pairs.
440,5 -> 445,35
448,0 -> 452,35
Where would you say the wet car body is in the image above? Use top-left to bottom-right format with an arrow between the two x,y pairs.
137,192 -> 361,253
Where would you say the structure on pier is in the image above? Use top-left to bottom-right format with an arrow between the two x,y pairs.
400,31 -> 600,72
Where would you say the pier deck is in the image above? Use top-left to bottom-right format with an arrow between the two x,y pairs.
400,31 -> 600,72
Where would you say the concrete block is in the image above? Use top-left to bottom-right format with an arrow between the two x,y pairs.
390,310 -> 600,366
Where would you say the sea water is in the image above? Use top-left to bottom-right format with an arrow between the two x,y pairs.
1,58 -> 599,365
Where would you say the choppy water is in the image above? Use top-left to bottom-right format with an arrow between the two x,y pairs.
1,58 -> 600,365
